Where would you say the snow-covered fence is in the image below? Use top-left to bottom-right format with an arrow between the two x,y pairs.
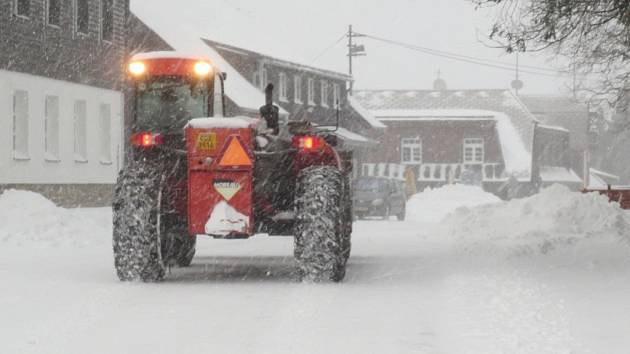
360,163 -> 505,182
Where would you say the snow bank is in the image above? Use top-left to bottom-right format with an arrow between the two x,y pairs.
444,184 -> 630,255
205,201 -> 249,236
0,190 -> 110,247
407,184 -> 501,223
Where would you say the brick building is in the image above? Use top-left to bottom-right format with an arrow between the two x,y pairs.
353,86 -> 583,197
0,0 -> 129,206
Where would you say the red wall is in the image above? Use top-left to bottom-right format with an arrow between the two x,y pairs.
365,120 -> 503,166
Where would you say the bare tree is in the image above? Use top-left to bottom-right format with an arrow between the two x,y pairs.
473,0 -> 630,107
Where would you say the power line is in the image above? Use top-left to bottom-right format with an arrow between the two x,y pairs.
360,33 -> 576,78
311,32 -> 347,64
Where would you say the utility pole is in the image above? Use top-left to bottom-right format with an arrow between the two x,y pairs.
511,52 -> 524,95
347,25 -> 366,95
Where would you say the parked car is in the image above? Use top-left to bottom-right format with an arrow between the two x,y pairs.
353,177 -> 406,220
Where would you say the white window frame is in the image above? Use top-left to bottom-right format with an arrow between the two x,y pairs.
320,80 -> 329,108
73,100 -> 88,162
99,103 -> 112,164
253,66 -> 268,91
401,137 -> 421,165
45,0 -> 61,28
463,138 -> 484,164
307,78 -> 315,106
333,83 -> 341,109
44,95 -> 60,161
278,72 -> 288,102
12,90 -> 30,160
294,75 -> 302,104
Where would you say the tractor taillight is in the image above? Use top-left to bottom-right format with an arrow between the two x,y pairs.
292,136 -> 322,151
131,132 -> 163,148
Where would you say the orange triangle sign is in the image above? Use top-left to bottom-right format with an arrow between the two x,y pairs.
219,137 -> 252,167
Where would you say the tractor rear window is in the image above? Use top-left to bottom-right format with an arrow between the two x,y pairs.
134,77 -> 210,133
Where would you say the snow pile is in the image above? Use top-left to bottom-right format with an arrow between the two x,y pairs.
205,201 -> 249,236
444,184 -> 630,254
0,190 -> 110,247
407,184 -> 501,223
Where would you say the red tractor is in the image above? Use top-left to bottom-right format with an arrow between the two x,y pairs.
113,52 -> 353,282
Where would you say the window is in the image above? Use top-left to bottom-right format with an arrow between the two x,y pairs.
252,67 -> 267,90
279,73 -> 288,102
333,84 -> 341,108
307,78 -> 315,105
76,0 -> 89,35
46,0 -> 61,26
99,104 -> 112,163
12,90 -> 29,160
294,76 -> 302,104
401,137 -> 422,164
101,0 -> 114,41
14,0 -> 30,17
44,96 -> 60,160
463,138 -> 484,164
74,100 -> 88,161
320,81 -> 329,107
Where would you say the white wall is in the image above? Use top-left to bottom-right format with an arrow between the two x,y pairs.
0,70 -> 123,184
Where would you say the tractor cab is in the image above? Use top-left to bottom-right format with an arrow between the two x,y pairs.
126,52 -> 223,150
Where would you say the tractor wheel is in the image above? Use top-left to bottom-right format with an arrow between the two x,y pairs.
172,234 -> 196,267
112,163 -> 166,282
294,166 -> 346,282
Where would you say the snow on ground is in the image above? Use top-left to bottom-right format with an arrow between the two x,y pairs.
1,187 -> 630,354
407,184 -> 501,223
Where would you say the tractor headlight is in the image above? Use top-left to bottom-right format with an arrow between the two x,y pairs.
371,199 -> 384,206
194,61 -> 212,76
128,61 -> 146,76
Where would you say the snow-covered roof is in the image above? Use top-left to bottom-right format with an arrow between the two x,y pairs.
347,96 -> 386,129
537,124 -> 570,133
588,173 -> 609,189
590,168 -> 620,181
207,40 -> 351,82
540,166 -> 582,184
520,95 -> 588,114
494,113 -> 531,174
334,127 -> 374,146
130,4 -> 287,115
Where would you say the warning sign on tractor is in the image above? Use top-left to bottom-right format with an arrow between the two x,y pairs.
196,133 -> 217,151
213,180 -> 242,201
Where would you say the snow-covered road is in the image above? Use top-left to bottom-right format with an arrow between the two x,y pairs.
2,187 -> 630,354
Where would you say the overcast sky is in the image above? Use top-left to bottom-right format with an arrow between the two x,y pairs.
133,0 -> 573,95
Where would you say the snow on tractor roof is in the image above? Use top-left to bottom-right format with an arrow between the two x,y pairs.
131,51 -> 213,62
186,117 -> 260,129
